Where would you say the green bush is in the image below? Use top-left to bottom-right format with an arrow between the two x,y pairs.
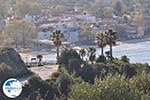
28,75 -> 58,99
69,75 -> 142,100
130,72 -> 150,95
59,48 -> 81,66
55,72 -> 73,96
96,55 -> 106,63
121,55 -> 130,63
68,58 -> 82,76
81,64 -> 95,84
132,63 -> 150,74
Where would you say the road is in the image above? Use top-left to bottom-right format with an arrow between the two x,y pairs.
28,65 -> 58,80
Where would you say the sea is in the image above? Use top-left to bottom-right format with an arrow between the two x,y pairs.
22,41 -> 150,65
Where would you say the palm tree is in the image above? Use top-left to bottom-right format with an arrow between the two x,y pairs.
96,32 -> 107,56
37,55 -> 43,66
87,47 -> 96,64
79,48 -> 86,60
105,29 -> 117,62
50,30 -> 64,63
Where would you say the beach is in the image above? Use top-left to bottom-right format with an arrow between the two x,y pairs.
20,38 -> 150,64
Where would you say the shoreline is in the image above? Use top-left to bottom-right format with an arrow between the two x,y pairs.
119,38 -> 150,44
20,38 -> 150,62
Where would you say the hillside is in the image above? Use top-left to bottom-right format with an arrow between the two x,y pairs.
0,48 -> 28,81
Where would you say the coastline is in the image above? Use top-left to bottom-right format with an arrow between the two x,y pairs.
119,38 -> 150,44
20,38 -> 150,63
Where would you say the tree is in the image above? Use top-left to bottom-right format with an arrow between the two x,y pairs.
105,29 -> 117,62
60,48 -> 81,66
50,30 -> 64,63
4,19 -> 37,48
16,0 -> 41,17
96,32 -> 107,56
87,47 -> 96,64
37,55 -> 43,66
79,48 -> 86,60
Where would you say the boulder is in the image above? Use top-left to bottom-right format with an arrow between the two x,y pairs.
0,48 -> 28,81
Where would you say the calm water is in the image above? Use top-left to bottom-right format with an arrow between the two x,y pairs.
108,41 -> 150,64
24,41 -> 150,64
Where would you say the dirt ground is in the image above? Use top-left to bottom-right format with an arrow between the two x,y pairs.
28,65 -> 58,80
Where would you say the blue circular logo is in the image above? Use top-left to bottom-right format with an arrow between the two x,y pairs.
2,78 -> 22,98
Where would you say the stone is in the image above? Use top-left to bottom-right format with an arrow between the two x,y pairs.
0,48 -> 28,81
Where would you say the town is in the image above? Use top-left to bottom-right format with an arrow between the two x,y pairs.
0,0 -> 150,100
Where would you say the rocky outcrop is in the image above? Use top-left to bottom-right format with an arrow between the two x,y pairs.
0,48 -> 28,81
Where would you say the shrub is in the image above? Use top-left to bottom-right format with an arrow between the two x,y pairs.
69,75 -> 141,100
121,64 -> 137,78
132,63 -> 150,74
55,72 -> 73,96
28,75 -> 57,99
121,55 -> 130,63
96,55 -> 106,63
130,72 -> 150,95
59,48 -> 81,66
68,58 -> 82,76
94,63 -> 109,79
81,64 -> 95,84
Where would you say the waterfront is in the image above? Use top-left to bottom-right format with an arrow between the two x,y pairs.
21,41 -> 150,64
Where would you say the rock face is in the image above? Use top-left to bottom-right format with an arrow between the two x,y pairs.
0,48 -> 28,81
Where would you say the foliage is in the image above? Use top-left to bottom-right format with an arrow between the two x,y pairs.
96,55 -> 106,63
60,48 -> 81,66
69,75 -> 142,100
121,55 -> 130,63
105,29 -> 117,62
121,64 -> 137,79
87,47 -> 96,64
50,30 -> 64,63
130,72 -> 150,95
81,64 -> 95,84
16,0 -> 42,17
132,63 -> 150,74
4,19 -> 37,48
68,58 -> 82,76
37,55 -> 43,66
28,75 -> 58,99
96,32 -> 107,55
79,48 -> 86,60
55,72 -> 74,97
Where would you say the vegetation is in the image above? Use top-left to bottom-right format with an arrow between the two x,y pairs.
4,19 -> 37,48
105,29 -> 117,61
50,30 -> 64,63
96,32 -> 107,56
1,45 -> 150,100
0,0 -> 150,99
37,55 -> 43,66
